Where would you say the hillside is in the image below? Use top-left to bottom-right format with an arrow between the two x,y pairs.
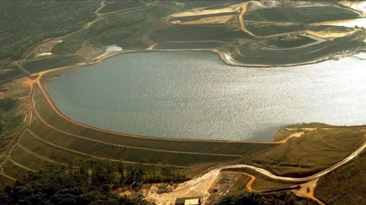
0,1 -> 365,83
1,1 -> 366,204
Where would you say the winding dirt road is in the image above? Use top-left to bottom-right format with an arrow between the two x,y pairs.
147,137 -> 366,205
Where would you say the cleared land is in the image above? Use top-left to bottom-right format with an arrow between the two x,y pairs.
272,129 -> 302,142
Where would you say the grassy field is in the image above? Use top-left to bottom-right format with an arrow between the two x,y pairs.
0,175 -> 14,189
2,159 -> 32,180
99,1 -> 146,14
314,151 -> 366,204
155,41 -> 223,49
28,118 -> 239,166
10,128 -> 191,183
18,130 -> 87,165
177,1 -> 240,11
245,128 -> 366,177
53,3 -> 189,56
9,145 -> 56,170
245,6 -> 359,24
52,11 -> 154,54
149,25 -> 249,43
23,55 -> 81,74
245,21 -> 305,36
1,79 -> 30,98
0,2 -> 99,62
0,98 -> 23,150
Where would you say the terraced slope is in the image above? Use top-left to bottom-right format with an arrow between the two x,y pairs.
34,84 -> 277,158
0,82 -> 281,184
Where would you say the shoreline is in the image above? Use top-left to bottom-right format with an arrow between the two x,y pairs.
77,46 -> 365,70
35,47 -> 366,144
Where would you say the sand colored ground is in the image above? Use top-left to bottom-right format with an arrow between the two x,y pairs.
170,15 -> 235,25
306,29 -> 358,38
170,4 -> 241,18
339,0 -> 366,16
247,1 -> 331,12
239,2 -> 256,37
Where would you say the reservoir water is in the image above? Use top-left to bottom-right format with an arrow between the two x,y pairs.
46,52 -> 366,141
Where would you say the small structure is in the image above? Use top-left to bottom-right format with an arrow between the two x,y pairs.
175,197 -> 202,205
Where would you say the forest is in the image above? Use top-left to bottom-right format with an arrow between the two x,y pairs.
0,2 -> 99,64
0,158 -> 188,205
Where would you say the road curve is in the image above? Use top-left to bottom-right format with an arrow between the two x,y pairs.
220,138 -> 366,182
147,138 -> 366,204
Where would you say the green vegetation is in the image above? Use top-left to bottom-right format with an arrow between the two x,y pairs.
217,191 -> 317,205
0,1 -> 364,82
2,160 -> 31,181
314,152 -> 366,205
52,13 -> 153,54
149,25 -> 249,42
245,6 -> 359,23
17,130 -> 92,167
9,145 -> 55,170
0,176 -> 14,190
14,131 -> 188,183
0,98 -> 22,149
155,41 -> 223,49
233,30 -> 364,65
0,163 -> 149,205
245,128 -> 366,177
99,1 -> 146,14
53,2 -> 188,55
245,21 -> 306,36
28,118 -> 237,166
0,2 -> 99,62
23,55 -> 81,74
177,1 -> 239,11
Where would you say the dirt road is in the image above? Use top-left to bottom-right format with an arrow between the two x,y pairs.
238,2 -> 256,37
147,138 -> 366,204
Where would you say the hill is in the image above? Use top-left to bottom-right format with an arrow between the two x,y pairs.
0,1 -> 365,83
